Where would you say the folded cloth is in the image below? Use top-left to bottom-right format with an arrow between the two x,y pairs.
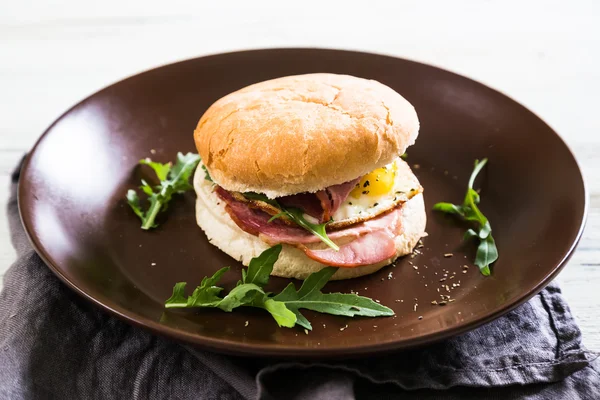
1,158 -> 599,400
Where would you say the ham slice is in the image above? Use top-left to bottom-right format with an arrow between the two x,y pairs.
279,178 -> 359,222
301,230 -> 397,267
215,186 -> 404,268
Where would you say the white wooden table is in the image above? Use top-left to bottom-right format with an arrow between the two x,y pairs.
1,1 -> 599,350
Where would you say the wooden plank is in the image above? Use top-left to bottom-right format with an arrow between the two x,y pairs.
1,0 -> 599,350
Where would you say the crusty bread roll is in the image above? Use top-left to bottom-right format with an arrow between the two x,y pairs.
193,163 -> 426,280
194,73 -> 419,199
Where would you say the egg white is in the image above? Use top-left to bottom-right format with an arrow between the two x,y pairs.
329,158 -> 421,228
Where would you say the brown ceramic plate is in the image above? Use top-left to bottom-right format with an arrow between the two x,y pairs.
19,49 -> 587,358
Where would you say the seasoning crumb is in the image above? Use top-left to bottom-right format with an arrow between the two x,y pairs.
304,329 -> 309,335
444,253 -> 453,258
413,303 -> 418,312
340,324 -> 348,331
413,265 -> 418,270
373,325 -> 378,328
150,149 -> 156,154
418,316 -> 423,320
323,324 -> 326,328
439,278 -> 446,282
373,202 -> 379,207
449,299 -> 456,303
375,299 -> 381,303
413,164 -> 420,169
151,262 -> 156,266
463,270 -> 468,274
463,265 -> 469,269
362,190 -> 370,195
445,285 -> 450,292
431,300 -> 438,305
244,321 -> 249,327
388,272 -> 393,280
363,180 -> 370,188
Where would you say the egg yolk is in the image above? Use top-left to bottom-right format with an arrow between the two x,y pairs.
350,163 -> 397,198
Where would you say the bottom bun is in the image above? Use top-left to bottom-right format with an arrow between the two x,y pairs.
194,168 -> 427,280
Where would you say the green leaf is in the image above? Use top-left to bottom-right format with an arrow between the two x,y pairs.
140,158 -> 171,181
165,282 -> 188,308
242,193 -> 339,251
468,158 -> 488,190
140,179 -> 155,196
400,152 -> 408,160
244,244 -> 282,287
433,202 -> 464,216
463,229 -> 478,241
201,164 -> 213,182
201,266 -> 229,289
290,309 -> 312,330
163,248 -> 394,330
186,267 -> 229,307
217,283 -> 264,312
475,235 -> 498,276
169,152 -> 201,192
283,208 -> 339,251
127,152 -> 201,230
262,298 -> 297,328
274,267 -> 394,318
126,190 -> 144,220
432,158 -> 498,276
479,221 -> 492,239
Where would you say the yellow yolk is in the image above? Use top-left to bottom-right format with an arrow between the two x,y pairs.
350,163 -> 397,198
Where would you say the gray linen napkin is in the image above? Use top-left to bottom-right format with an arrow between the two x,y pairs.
1,159 -> 599,400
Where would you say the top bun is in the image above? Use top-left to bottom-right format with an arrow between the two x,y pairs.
194,73 -> 419,198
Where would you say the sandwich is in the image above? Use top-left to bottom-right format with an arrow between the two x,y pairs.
193,73 -> 426,280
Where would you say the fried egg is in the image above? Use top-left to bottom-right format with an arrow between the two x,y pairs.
328,158 -> 422,229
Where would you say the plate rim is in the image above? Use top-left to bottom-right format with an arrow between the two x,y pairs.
17,47 -> 589,358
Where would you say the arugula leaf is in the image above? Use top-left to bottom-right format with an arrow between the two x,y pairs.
164,282 -> 188,308
282,208 -> 339,251
242,193 -> 339,251
432,202 -> 464,215
475,235 -> 497,276
433,158 -> 499,275
273,267 -> 394,319
127,152 -> 201,230
218,283 -> 264,312
243,244 -> 282,287
261,298 -> 297,328
164,247 -> 394,330
140,158 -> 171,181
187,267 -> 229,307
165,267 -> 229,308
201,164 -> 213,182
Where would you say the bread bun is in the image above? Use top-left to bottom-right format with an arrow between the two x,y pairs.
194,73 -> 419,198
193,163 -> 426,280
